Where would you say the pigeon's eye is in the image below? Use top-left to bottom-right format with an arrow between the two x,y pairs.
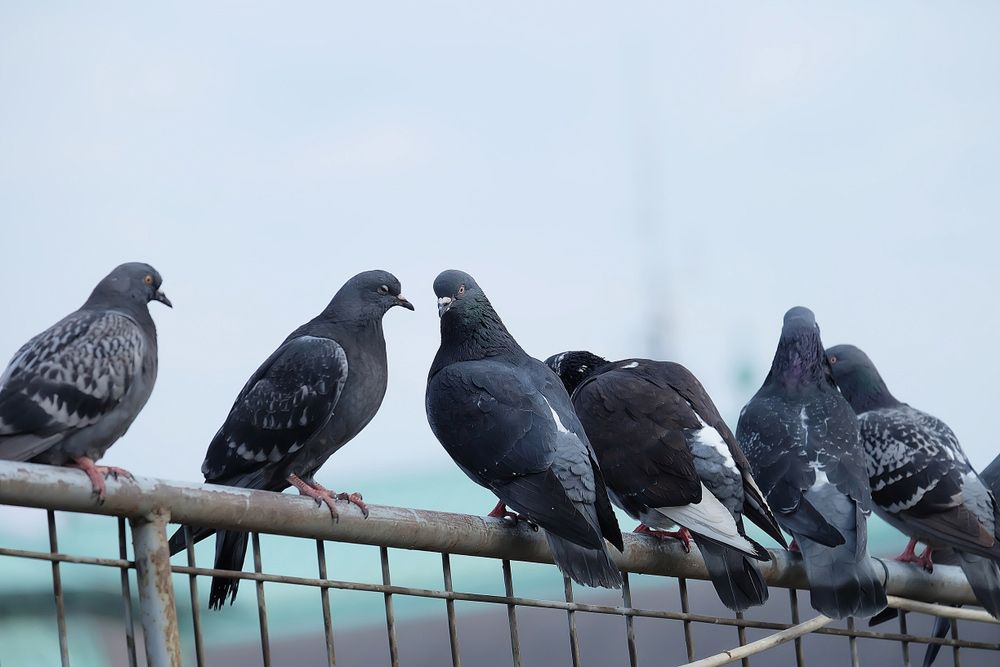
143,275 -> 154,286
378,284 -> 389,295
458,285 -> 465,295
829,356 -> 838,364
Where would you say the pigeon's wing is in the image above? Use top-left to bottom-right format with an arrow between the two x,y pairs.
982,455 -> 1000,496
201,335 -> 348,486
572,367 -> 703,518
737,396 -> 845,547
426,360 -> 606,549
865,408 -> 1000,558
641,362 -> 786,546
0,310 -> 146,460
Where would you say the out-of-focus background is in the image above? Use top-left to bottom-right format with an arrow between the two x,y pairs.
1,2 -> 998,665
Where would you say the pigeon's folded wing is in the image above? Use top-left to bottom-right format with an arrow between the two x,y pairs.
201,335 -> 348,484
0,311 -> 145,459
427,361 -> 603,548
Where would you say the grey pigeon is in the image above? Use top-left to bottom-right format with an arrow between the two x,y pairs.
546,350 -> 786,611
426,271 -> 624,588
168,270 -> 412,609
737,307 -> 887,619
0,262 -> 170,500
827,344 -> 1000,623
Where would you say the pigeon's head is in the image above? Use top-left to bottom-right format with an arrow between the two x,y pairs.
91,262 -> 172,310
336,270 -> 414,318
826,344 -> 895,411
770,306 -> 829,384
433,270 -> 484,318
545,351 -> 608,395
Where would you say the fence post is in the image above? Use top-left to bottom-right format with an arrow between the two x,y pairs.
131,508 -> 182,667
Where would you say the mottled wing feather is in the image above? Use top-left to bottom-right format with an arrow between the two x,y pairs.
201,336 -> 347,483
0,311 -> 145,442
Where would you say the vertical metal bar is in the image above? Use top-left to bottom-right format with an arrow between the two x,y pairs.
441,553 -> 461,667
501,559 -> 522,667
316,540 -> 337,667
951,618 -> 961,667
48,510 -> 70,667
251,532 -> 271,667
621,572 -> 638,667
735,611 -> 749,667
118,518 -> 138,667
847,617 -> 859,667
184,526 -> 205,667
897,610 -> 910,667
789,588 -> 805,667
130,508 -> 181,667
678,577 -> 695,662
563,576 -> 581,667
380,546 -> 400,667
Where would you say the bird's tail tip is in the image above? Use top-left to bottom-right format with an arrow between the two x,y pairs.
545,532 -> 623,589
697,538 -> 769,612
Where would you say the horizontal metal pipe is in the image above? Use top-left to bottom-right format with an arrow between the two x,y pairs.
0,461 -> 979,606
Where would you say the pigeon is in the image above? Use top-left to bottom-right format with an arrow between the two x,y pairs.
168,270 -> 412,609
425,271 -> 624,588
737,307 -> 887,619
826,344 -> 1000,623
545,351 -> 787,611
0,262 -> 170,500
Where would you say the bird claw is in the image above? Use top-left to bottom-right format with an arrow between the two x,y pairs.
634,524 -> 692,553
894,539 -> 934,572
487,502 -> 538,530
336,492 -> 369,518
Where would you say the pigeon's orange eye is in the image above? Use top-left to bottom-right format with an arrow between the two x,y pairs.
143,275 -> 154,285
458,285 -> 465,295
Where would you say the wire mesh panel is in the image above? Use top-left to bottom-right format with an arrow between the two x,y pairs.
0,461 -> 998,667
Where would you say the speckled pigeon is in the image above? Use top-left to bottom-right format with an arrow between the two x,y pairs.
827,344 -> 1000,622
0,262 -> 170,499
737,307 -> 887,619
426,271 -> 624,588
168,270 -> 412,609
546,351 -> 785,611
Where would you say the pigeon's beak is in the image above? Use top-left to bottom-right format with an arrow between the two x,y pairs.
437,296 -> 453,317
396,295 -> 414,311
153,290 -> 173,308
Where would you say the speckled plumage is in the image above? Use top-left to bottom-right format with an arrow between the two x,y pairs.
0,263 -> 167,466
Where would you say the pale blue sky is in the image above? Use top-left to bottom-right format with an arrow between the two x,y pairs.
1,2 -> 998,497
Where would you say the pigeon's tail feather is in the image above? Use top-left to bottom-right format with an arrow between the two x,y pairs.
957,551 -> 1000,618
694,535 -> 769,612
544,531 -> 622,589
167,525 -> 215,556
921,616 -> 952,667
797,534 -> 887,619
208,530 -> 248,610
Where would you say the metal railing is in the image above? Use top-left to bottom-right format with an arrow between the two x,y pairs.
0,459 -> 998,667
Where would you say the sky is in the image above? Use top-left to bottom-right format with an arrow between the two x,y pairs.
1,2 -> 999,497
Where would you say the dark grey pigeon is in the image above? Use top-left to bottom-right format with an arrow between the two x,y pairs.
0,262 -> 170,500
827,344 -> 1000,624
168,270 -> 412,609
737,307 -> 887,619
426,271 -> 624,588
546,351 -> 786,611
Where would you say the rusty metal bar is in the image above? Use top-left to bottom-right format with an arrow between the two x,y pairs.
47,510 -> 70,667
951,618 -> 961,667
0,461 -> 979,608
380,546 -> 400,667
898,609 -> 911,667
679,577 -> 695,661
316,539 -> 337,667
563,575 -> 581,667
118,518 -> 138,667
847,617 -> 859,667
501,559 -> 522,667
441,553 -> 461,667
621,572 -> 638,667
183,526 -> 205,667
734,611 -> 749,667
789,588 -> 804,667
251,532 -> 272,667
130,508 -> 181,667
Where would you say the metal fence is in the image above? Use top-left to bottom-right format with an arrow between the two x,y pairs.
0,459 -> 998,667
